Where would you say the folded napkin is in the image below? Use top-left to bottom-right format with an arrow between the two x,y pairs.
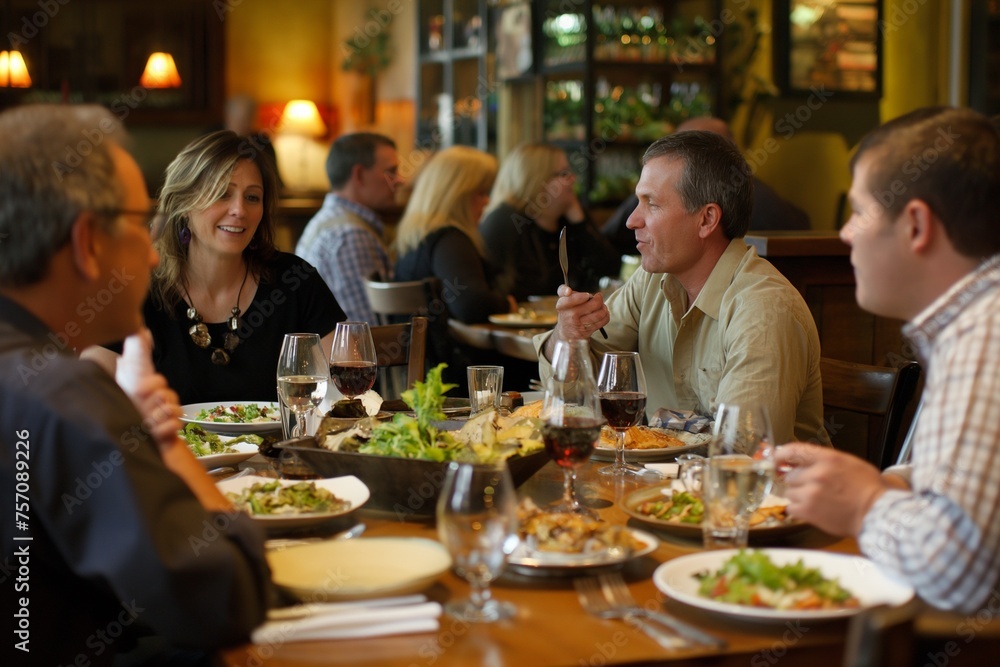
649,409 -> 713,433
253,595 -> 441,644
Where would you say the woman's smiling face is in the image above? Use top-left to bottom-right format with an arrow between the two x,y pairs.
187,159 -> 264,258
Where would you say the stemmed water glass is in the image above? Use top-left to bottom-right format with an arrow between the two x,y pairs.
596,351 -> 647,476
541,338 -> 604,517
276,333 -> 330,438
329,321 -> 377,401
701,403 -> 777,549
436,461 -> 519,623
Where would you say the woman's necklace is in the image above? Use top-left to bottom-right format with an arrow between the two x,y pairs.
180,264 -> 249,366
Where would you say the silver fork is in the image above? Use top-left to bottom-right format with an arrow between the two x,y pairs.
574,577 -> 688,650
598,573 -> 728,649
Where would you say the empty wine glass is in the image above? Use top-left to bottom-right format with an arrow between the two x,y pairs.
596,351 -> 647,477
276,333 -> 330,438
541,338 -> 604,517
437,461 -> 518,623
330,321 -> 377,400
701,404 -> 777,549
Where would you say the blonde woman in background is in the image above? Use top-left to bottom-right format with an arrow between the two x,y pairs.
393,145 -> 515,386
480,143 -> 620,301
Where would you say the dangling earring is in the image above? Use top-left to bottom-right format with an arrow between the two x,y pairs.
178,224 -> 191,245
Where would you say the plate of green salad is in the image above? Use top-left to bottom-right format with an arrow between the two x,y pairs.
180,423 -> 263,468
218,474 -> 370,528
653,548 -> 914,621
180,401 -> 283,434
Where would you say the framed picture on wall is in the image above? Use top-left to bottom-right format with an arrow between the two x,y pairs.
773,0 -> 882,97
495,2 -> 533,80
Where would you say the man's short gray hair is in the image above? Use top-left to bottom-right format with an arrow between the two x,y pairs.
0,104 -> 128,287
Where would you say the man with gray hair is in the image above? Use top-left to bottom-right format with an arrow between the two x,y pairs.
296,132 -> 403,323
0,105 -> 270,665
538,130 -> 827,447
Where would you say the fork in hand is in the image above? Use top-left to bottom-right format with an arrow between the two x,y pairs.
574,576 -> 688,650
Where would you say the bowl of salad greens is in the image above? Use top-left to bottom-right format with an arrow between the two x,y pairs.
275,364 -> 550,518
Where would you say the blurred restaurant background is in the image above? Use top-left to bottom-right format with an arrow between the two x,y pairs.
0,0 -> 994,380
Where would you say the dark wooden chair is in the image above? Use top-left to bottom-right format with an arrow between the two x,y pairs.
820,357 -> 921,469
369,316 -> 428,394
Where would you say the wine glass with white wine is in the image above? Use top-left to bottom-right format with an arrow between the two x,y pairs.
276,333 -> 330,438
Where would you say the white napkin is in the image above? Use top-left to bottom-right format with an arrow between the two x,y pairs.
115,328 -> 154,396
644,462 -> 679,477
253,596 -> 441,643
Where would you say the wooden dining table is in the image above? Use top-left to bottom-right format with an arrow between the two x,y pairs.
218,458 -> 866,667
447,319 -> 545,363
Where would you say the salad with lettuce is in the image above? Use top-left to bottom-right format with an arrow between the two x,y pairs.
332,364 -> 542,463
180,424 -> 263,457
696,550 -> 859,610
195,403 -> 279,423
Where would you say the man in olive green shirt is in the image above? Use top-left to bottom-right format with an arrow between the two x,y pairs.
537,131 -> 828,445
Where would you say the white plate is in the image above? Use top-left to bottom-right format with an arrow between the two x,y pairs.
180,401 -> 283,434
653,548 -> 914,622
218,474 -> 370,529
507,529 -> 658,576
193,441 -> 260,469
592,428 -> 710,462
488,313 -> 558,327
268,537 -> 452,601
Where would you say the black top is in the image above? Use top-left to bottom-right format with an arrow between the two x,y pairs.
0,295 -> 271,666
394,227 -> 510,385
394,227 -> 510,323
480,202 -> 622,301
601,183 -> 812,257
144,252 -> 343,404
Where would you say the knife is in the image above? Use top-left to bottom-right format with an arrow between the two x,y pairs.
558,227 -> 608,339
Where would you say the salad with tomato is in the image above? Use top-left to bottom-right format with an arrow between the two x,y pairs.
696,550 -> 860,610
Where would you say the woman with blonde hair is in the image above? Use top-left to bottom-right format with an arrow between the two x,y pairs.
394,146 -> 514,385
89,130 -> 344,404
481,143 -> 620,300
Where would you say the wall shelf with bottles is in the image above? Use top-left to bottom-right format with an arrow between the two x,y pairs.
416,0 -> 495,152
539,0 -> 724,206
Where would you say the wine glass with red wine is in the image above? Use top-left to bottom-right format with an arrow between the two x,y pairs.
330,321 -> 378,402
541,338 -> 604,517
597,351 -> 647,476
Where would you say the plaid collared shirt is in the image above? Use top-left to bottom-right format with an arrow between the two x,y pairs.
860,253 -> 1000,612
295,193 -> 391,324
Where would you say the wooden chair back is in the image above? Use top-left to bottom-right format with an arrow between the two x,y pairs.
369,317 -> 428,393
820,357 -> 921,469
364,273 -> 440,325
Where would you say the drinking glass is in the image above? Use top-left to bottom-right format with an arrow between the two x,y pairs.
596,351 -> 647,477
329,321 -> 377,400
541,338 -> 604,516
701,404 -> 777,549
437,461 -> 518,623
276,333 -> 330,438
468,365 -> 504,415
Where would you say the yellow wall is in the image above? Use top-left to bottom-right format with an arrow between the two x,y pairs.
729,0 -> 952,230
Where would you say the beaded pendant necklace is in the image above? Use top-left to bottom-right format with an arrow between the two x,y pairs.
179,264 -> 249,366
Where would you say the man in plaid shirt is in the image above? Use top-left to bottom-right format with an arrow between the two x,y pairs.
777,107 -> 1000,613
297,132 -> 402,324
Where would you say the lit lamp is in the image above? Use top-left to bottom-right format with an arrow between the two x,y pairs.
277,100 -> 327,190
139,52 -> 182,89
0,49 -> 31,87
